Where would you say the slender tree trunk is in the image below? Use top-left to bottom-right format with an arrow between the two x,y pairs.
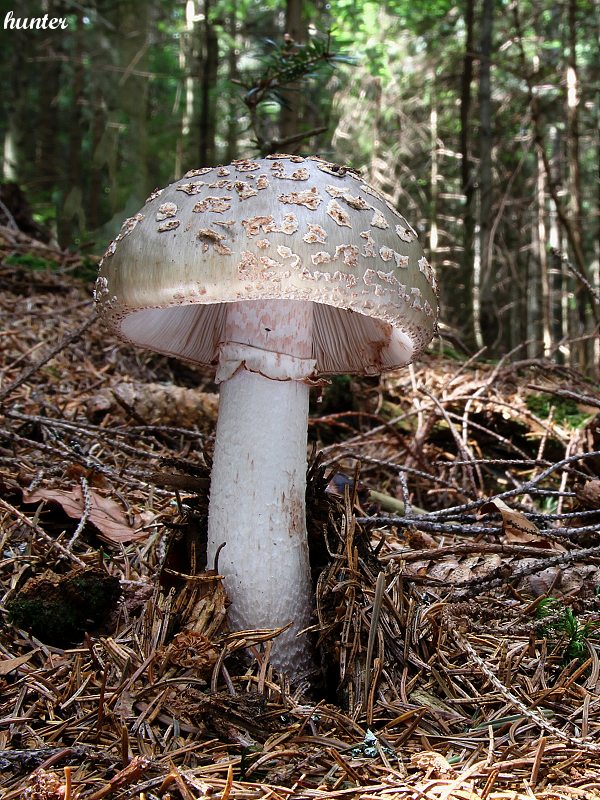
429,78 -> 439,266
280,0 -> 308,146
474,0 -> 494,349
459,0 -> 475,346
58,10 -> 85,247
198,0 -> 219,166
527,156 -> 542,357
2,22 -> 30,182
548,126 -> 564,361
37,40 -> 62,193
2,118 -> 19,182
507,242 -> 524,353
175,1 -> 193,176
595,68 -> 600,376
566,0 -> 587,370
536,150 -> 551,356
88,87 -> 106,232
224,1 -> 239,163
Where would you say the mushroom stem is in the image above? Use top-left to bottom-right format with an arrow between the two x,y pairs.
207,299 -> 315,674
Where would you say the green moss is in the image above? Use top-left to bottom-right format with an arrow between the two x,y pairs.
525,392 -> 592,429
7,596 -> 81,643
4,252 -> 98,283
5,253 -> 56,271
6,568 -> 121,646
68,571 -> 121,618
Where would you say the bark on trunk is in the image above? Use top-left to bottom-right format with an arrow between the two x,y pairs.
37,39 -> 62,193
58,10 -> 84,247
280,0 -> 308,147
224,2 -> 239,164
474,0 -> 494,349
459,0 -> 475,346
566,0 -> 587,370
198,0 -> 219,166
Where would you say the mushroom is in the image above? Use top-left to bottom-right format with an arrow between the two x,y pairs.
95,155 -> 438,675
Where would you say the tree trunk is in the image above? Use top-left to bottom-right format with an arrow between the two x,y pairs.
429,78 -> 439,268
104,0 -> 150,210
459,0 -> 475,346
474,0 -> 494,349
536,150 -> 551,356
595,78 -> 600,376
566,0 -> 587,370
88,86 -> 107,232
224,2 -> 240,164
548,126 -> 565,361
280,0 -> 308,147
58,10 -> 85,247
37,39 -> 62,193
2,19 -> 31,182
198,0 -> 219,166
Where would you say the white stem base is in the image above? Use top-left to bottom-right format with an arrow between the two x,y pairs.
207,300 -> 315,675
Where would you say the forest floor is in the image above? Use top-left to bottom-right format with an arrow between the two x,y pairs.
1,224 -> 600,800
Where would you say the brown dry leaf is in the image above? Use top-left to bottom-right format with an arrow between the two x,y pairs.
480,497 -> 561,547
404,528 -> 437,549
473,552 -> 502,577
519,564 -> 561,596
520,563 -> 599,596
559,563 -> 598,595
428,558 -> 462,583
23,485 -> 151,543
578,480 -> 600,509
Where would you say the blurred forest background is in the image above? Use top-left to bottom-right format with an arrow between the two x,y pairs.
1,0 -> 598,374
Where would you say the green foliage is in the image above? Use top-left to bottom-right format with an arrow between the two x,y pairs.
261,34 -> 352,89
4,253 -> 56,272
3,253 -> 98,283
240,32 -> 354,116
438,345 -> 467,362
536,599 -> 600,663
525,393 -> 592,429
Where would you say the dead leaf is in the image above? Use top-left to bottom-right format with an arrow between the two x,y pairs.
428,558 -> 462,583
519,563 -> 598,597
519,564 -> 561,596
577,480 -> 600,510
404,528 -> 437,550
480,497 -> 561,547
22,485 -> 151,543
559,564 -> 597,595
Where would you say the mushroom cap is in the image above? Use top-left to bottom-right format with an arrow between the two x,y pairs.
95,155 -> 438,376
